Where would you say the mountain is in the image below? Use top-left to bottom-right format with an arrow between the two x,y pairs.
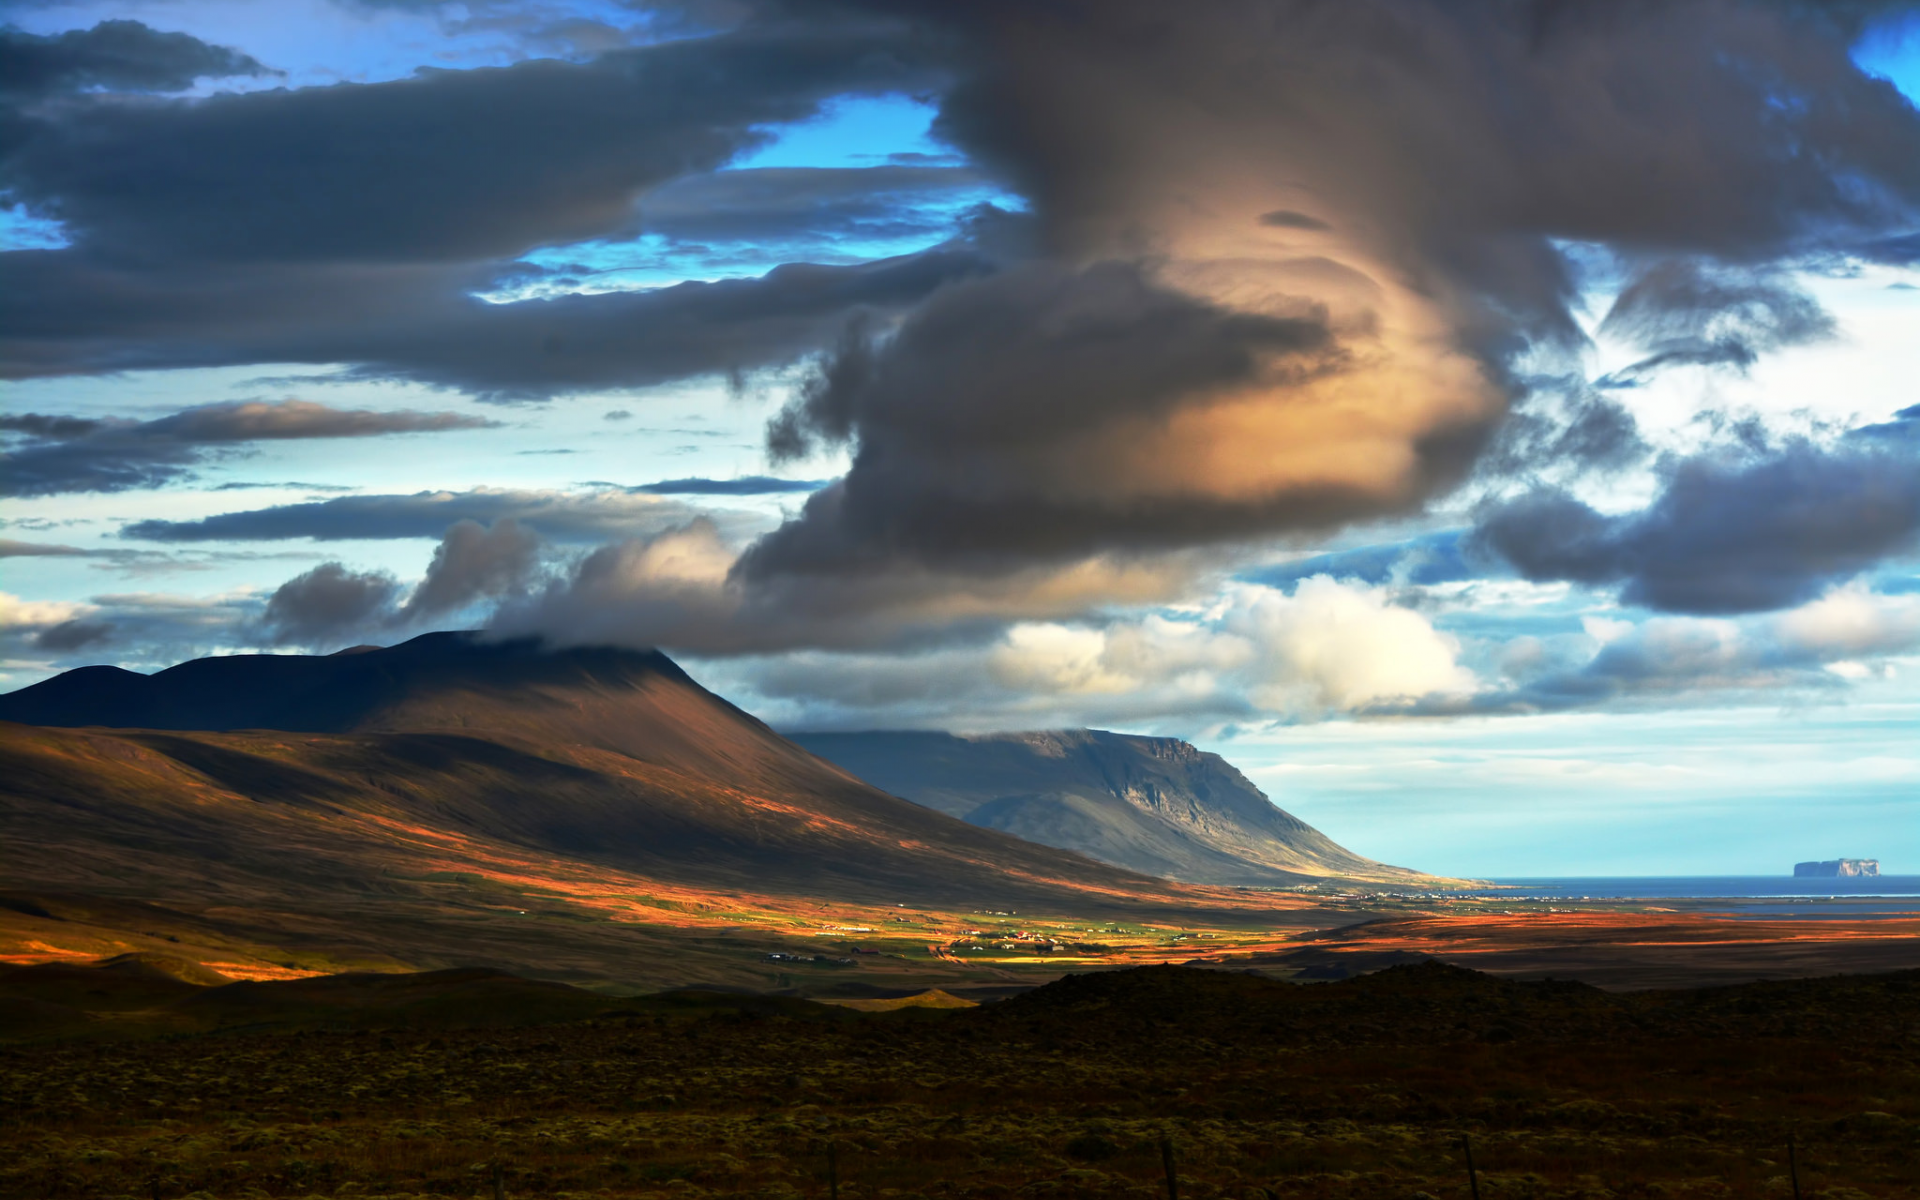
0,633 -> 1177,907
0,633 -> 1253,989
790,729 -> 1431,887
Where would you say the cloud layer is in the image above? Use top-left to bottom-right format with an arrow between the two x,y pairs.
8,3 -> 1920,736
521,0 -> 1920,646
0,15 -> 979,398
1,399 -> 496,496
1473,435 -> 1920,614
121,486 -> 751,544
0,19 -> 273,101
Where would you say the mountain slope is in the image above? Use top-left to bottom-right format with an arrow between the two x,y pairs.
791,729 -> 1433,887
0,633 -> 1195,907
0,634 -> 1282,988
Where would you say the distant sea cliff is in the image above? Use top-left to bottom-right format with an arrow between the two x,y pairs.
1794,858 -> 1879,877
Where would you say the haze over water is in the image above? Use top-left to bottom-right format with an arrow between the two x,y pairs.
1445,876 -> 1920,918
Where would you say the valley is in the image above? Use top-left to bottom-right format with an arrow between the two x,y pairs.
3,635 -> 1916,997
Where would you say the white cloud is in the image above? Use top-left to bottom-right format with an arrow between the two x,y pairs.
705,575 -> 1480,731
1483,584 -> 1920,711
1580,615 -> 1634,644
1772,585 -> 1920,659
1228,576 -> 1476,711
716,577 -> 1920,732
989,623 -> 1140,696
0,592 -> 95,630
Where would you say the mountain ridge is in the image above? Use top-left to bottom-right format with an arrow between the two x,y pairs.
791,728 -> 1435,887
1,634 -> 1301,989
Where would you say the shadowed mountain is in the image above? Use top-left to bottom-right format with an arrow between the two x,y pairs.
0,633 -> 789,775
790,729 -> 1438,887
0,633 -> 1278,989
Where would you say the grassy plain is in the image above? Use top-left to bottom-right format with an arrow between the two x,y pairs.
7,878 -> 1917,999
3,962 -> 1916,1200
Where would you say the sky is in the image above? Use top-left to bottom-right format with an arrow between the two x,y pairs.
2,0 -> 1918,878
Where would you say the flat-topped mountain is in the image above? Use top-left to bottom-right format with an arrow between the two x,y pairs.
790,729 -> 1438,887
1794,858 -> 1879,878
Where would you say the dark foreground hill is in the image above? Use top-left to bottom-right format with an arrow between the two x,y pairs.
793,728 -> 1438,886
0,633 -> 1274,990
5,959 -> 1914,1199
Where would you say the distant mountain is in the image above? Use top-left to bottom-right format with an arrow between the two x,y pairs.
0,634 -> 1232,989
1794,859 -> 1878,878
790,729 -> 1437,887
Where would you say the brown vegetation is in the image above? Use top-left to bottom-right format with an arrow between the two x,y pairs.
2,961 -> 1914,1199
1211,910 -> 1920,990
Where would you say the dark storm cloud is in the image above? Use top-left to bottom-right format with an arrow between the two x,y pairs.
31,619 -> 115,653
398,518 -> 542,622
0,20 -> 273,100
632,476 -> 827,495
1475,382 -> 1649,482
0,413 -> 102,439
0,400 -> 496,497
258,563 -> 401,648
11,1 -> 1920,665
1470,436 -> 1920,614
120,487 -> 732,544
0,538 -> 91,558
0,245 -> 991,399
0,12 -> 979,399
1859,231 -> 1920,264
1594,261 -> 1837,388
239,519 -> 548,650
1851,403 -> 1920,446
1,20 -> 938,264
927,0 -> 1920,264
468,1 -> 1920,655
747,260 -> 1348,577
635,165 -> 990,244
713,0 -> 1920,590
1257,209 -> 1333,232
327,0 -> 737,50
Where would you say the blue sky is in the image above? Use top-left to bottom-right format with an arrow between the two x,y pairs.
1856,9 -> 1920,103
3,1 -> 1918,877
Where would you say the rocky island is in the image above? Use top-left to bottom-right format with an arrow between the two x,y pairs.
1794,858 -> 1879,877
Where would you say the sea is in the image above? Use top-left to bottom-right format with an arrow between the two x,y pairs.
1438,875 -> 1920,919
